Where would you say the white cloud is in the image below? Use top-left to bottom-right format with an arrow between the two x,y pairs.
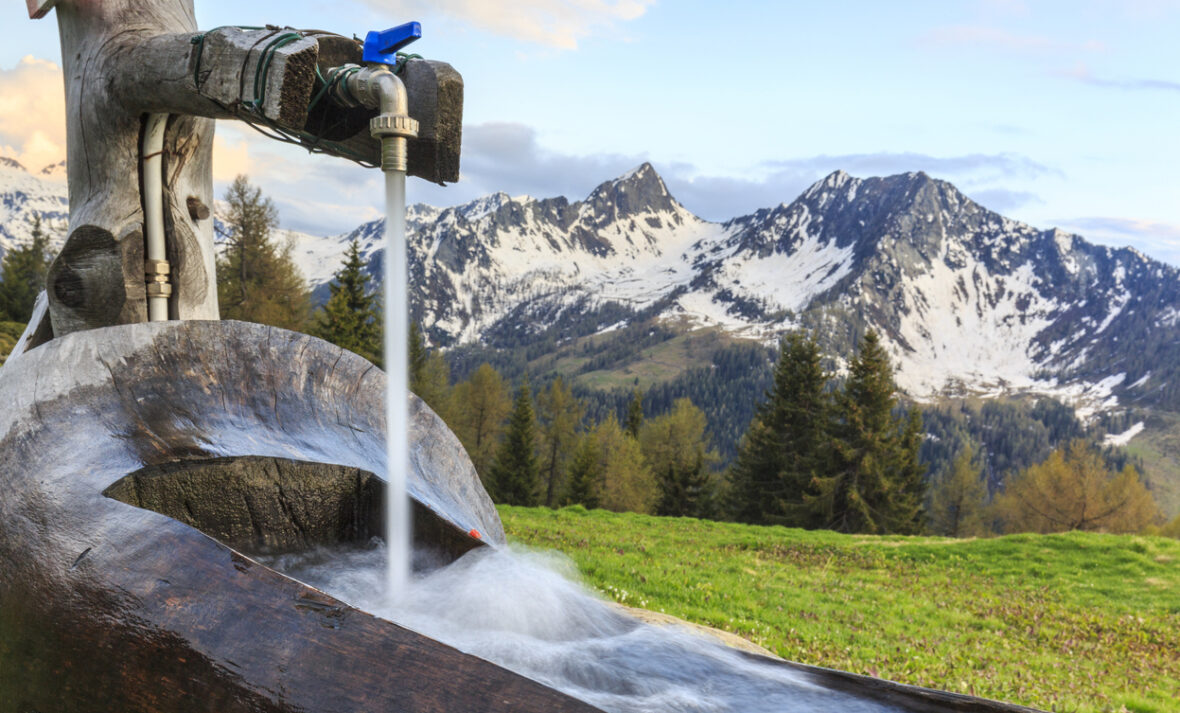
360,0 -> 653,49
0,56 -> 66,172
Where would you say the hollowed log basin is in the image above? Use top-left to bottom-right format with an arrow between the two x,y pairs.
0,320 -> 600,713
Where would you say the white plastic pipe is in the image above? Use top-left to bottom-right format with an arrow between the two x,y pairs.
142,113 -> 169,322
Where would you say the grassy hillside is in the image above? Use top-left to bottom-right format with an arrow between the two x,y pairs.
501,506 -> 1180,713
1124,410 -> 1180,518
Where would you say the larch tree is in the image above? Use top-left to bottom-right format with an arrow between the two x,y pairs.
0,214 -> 53,323
487,377 -> 541,506
929,444 -> 989,537
452,363 -> 511,480
536,376 -> 583,507
640,397 -> 715,518
595,414 -> 658,514
216,175 -> 310,331
808,330 -> 926,534
311,238 -> 381,365
993,440 -> 1160,534
728,331 -> 831,526
408,322 -> 453,423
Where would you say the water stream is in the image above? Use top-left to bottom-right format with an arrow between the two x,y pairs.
384,169 -> 411,600
261,543 -> 903,713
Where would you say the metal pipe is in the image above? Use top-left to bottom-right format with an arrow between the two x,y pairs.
142,113 -> 171,321
325,64 -> 418,171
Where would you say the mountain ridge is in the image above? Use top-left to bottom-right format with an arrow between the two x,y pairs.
3,158 -> 1178,419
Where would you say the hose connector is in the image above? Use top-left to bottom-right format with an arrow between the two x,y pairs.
145,259 -> 173,299
325,64 -> 419,172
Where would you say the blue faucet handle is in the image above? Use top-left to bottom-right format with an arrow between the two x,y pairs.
362,22 -> 422,66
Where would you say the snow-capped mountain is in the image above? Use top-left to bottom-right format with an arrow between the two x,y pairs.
319,164 -> 1179,416
0,158 -> 70,258
4,156 -> 1178,417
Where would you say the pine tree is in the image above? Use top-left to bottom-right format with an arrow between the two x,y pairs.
487,378 -> 540,505
808,330 -> 927,534
929,444 -> 988,537
311,238 -> 381,364
0,214 -> 52,323
216,175 -> 311,330
640,397 -> 715,517
408,322 -> 452,422
625,388 -> 644,438
452,363 -> 511,480
536,376 -> 583,507
728,331 -> 830,526
563,432 -> 602,509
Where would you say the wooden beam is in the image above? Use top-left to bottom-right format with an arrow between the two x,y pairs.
114,27 -> 320,131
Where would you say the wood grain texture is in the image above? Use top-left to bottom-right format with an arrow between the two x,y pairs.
51,0 -> 218,337
0,320 -> 600,713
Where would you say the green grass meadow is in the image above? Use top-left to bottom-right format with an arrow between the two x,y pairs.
500,506 -> 1180,713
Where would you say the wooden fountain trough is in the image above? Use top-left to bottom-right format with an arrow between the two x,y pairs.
0,319 -> 601,712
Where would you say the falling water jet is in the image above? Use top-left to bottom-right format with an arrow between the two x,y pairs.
384,167 -> 411,601
326,41 -> 424,601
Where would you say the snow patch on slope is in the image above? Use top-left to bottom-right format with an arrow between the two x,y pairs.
1103,421 -> 1145,447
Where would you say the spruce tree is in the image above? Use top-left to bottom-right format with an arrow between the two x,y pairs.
808,330 -> 926,534
564,432 -> 602,509
216,175 -> 311,330
0,214 -> 52,323
312,238 -> 381,364
656,453 -> 710,518
728,331 -> 830,526
488,378 -> 540,505
625,388 -> 644,438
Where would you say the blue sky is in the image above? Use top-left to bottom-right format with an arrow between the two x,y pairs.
1,0 -> 1178,265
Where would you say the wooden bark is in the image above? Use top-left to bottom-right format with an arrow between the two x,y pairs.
0,320 -> 600,713
43,1 -> 462,340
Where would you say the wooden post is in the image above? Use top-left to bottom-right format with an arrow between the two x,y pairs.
27,1 -> 462,341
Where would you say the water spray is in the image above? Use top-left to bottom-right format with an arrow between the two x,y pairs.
326,22 -> 422,601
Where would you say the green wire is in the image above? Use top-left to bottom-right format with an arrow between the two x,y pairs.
190,26 -> 427,168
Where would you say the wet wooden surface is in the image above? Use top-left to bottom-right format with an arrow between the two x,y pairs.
0,320 -> 600,713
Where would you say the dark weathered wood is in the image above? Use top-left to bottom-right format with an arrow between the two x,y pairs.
734,653 -> 1047,713
0,320 -> 599,713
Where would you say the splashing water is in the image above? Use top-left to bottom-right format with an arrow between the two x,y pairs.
384,169 -> 411,600
261,543 -> 903,713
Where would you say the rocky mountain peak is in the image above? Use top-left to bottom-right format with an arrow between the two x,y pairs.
0,157 -> 27,172
584,162 -> 679,219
